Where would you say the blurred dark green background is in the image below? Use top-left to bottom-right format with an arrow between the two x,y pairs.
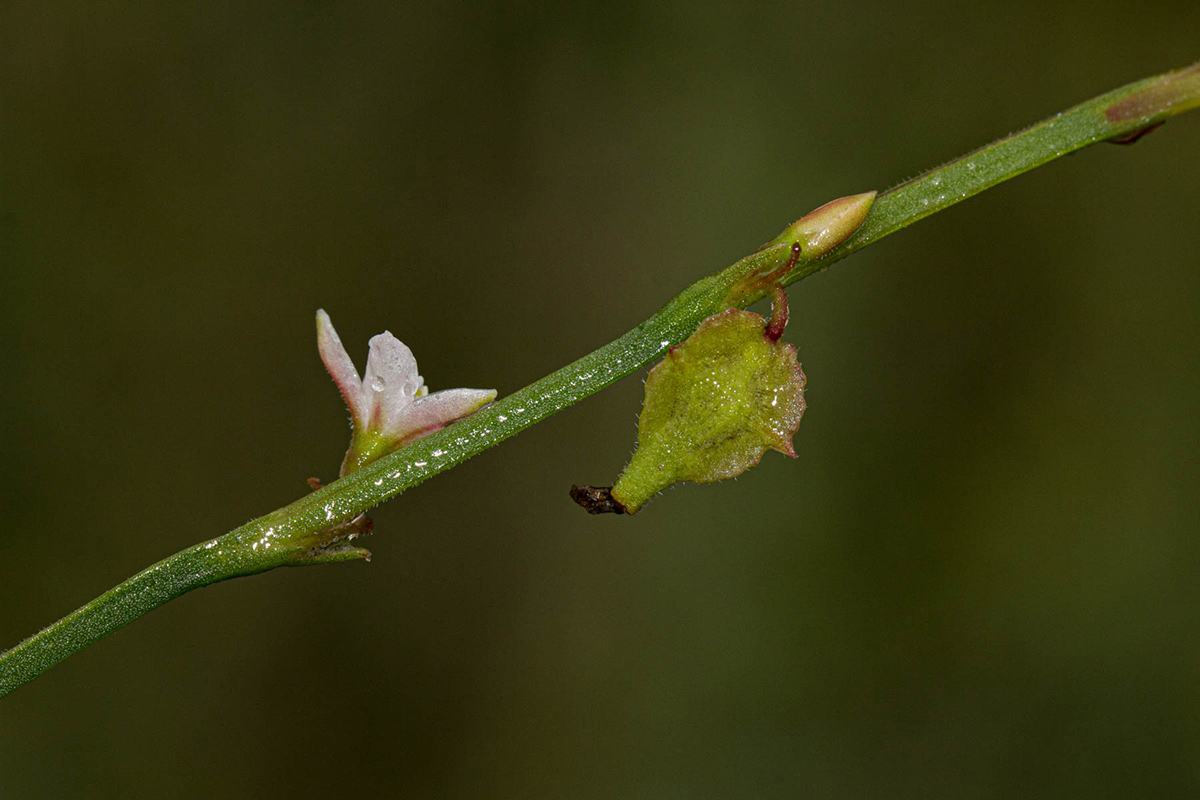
2,3 -> 1198,797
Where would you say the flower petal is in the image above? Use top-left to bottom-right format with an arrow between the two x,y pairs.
316,309 -> 367,425
362,331 -> 425,432
396,388 -> 498,445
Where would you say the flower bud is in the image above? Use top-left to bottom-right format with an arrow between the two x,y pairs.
770,191 -> 876,259
726,191 -> 875,309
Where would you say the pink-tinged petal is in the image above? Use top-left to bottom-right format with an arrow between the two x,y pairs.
394,388 -> 498,445
325,320 -> 497,475
362,331 -> 424,432
316,309 -> 366,425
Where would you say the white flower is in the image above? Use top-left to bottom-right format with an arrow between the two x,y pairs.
317,309 -> 496,475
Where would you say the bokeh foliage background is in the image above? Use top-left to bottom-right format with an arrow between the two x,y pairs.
2,3 -> 1198,797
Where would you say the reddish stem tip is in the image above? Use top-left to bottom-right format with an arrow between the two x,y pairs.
765,284 -> 790,342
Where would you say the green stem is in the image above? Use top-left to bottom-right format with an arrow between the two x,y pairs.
3,61 -> 1197,698
791,60 -> 1200,283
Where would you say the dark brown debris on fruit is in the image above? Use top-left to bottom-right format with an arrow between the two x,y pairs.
569,485 -> 629,515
